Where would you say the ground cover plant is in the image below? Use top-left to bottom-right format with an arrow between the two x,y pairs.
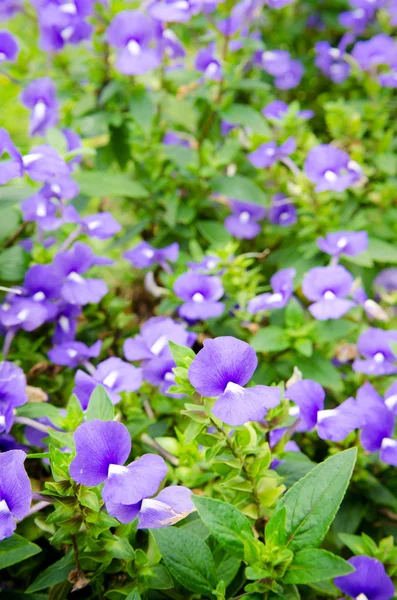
0,0 -> 397,598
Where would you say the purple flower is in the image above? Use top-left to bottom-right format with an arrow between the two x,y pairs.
304,144 -> 363,193
69,420 -> 167,523
261,50 -> 303,89
267,0 -> 295,7
268,194 -> 297,226
0,450 -> 32,540
124,316 -> 196,362
352,34 -> 397,71
248,137 -> 296,169
188,336 -> 280,426
74,358 -> 142,409
53,302 -> 81,344
63,127 -> 82,168
125,241 -> 179,270
356,382 -> 394,452
160,28 -> 185,60
224,200 -> 266,240
22,145 -> 69,182
36,2 -> 93,52
302,265 -> 355,320
315,36 -> 352,83
163,132 -> 190,147
107,11 -> 161,76
143,357 -> 180,396
195,44 -> 222,81
216,0 -> 251,36
21,78 -> 59,137
317,396 -> 363,442
187,255 -> 221,272
374,268 -> 397,293
0,0 -> 22,20
285,379 -> 325,431
247,268 -> 295,313
48,340 -> 102,368
81,213 -> 121,240
0,296 -> 48,333
380,438 -> 397,466
53,243 -> 108,306
0,128 -> 23,185
317,230 -> 368,257
148,0 -> 195,22
0,362 -> 28,434
262,100 -> 313,121
173,273 -> 224,321
378,70 -> 397,87
353,327 -> 397,375
334,556 -> 395,600
0,31 -> 18,63
137,486 -> 194,528
23,264 -> 62,302
339,6 -> 374,34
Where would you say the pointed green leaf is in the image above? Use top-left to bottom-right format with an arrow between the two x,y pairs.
0,534 -> 41,569
283,549 -> 355,584
86,386 -> 114,422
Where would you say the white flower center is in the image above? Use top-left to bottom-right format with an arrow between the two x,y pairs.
164,372 -> 175,382
0,499 -> 10,514
374,352 -> 385,364
103,370 -> 118,388
150,335 -> 168,356
0,52 -> 6,61
163,28 -> 177,42
336,236 -> 348,248
204,62 -> 218,79
323,290 -> 336,300
59,316 -> 70,332
87,220 -> 102,231
239,211 -> 251,224
68,271 -> 84,284
22,153 -> 43,166
33,291 -> 45,301
324,170 -> 338,182
265,147 -> 276,156
356,594 -> 369,600
174,0 -> 189,9
17,309 -> 29,321
142,248 -> 155,259
385,394 -> 397,410
381,438 -> 397,450
51,184 -> 61,195
206,259 -> 217,269
225,381 -> 243,393
317,409 -> 336,422
289,405 -> 300,417
348,160 -> 361,172
354,8 -> 365,17
67,349 -> 78,358
329,48 -> 341,59
263,51 -> 276,61
61,26 -> 75,41
108,464 -> 128,477
36,200 -> 47,218
59,2 -> 77,13
127,40 -> 141,56
33,100 -> 47,121
269,292 -> 283,303
192,292 -> 205,303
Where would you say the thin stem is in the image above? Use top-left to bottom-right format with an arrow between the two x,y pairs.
26,500 -> 51,517
71,535 -> 81,572
83,361 -> 96,376
59,226 -> 82,252
2,330 -> 16,359
140,433 -> 179,466
14,416 -> 52,433
281,157 -> 301,177
143,399 -> 155,420
0,286 -> 22,295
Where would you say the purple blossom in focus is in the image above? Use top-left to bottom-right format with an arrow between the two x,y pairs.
285,379 -> 325,432
173,272 -> 224,321
188,336 -> 280,426
0,362 -> 28,433
334,555 -> 395,600
0,450 -> 32,540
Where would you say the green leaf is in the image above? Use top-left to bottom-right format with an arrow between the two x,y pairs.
86,386 -> 114,422
0,246 -> 28,282
265,507 -> 287,548
283,549 -> 354,584
0,207 -> 19,242
168,341 -> 195,368
368,237 -> 397,264
251,327 -> 290,353
152,528 -> 217,595
220,104 -> 271,136
285,300 -> 305,329
125,590 -> 141,600
295,353 -> 342,391
143,564 -> 173,590
162,95 -> 198,131
129,88 -> 155,132
276,452 -> 317,488
16,402 -> 62,422
197,220 -> 232,247
74,172 -> 148,199
273,448 -> 357,551
192,496 -> 254,559
0,534 -> 41,569
0,184 -> 36,206
26,553 -> 75,592
163,145 -> 198,169
338,533 -> 368,555
212,175 -> 268,207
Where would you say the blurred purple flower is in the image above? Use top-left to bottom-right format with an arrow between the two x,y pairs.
0,362 -> 27,434
0,128 -> 23,185
0,30 -> 18,63
107,11 -> 161,76
262,100 -> 313,121
224,200 -> 266,239
248,137 -> 296,168
22,145 -> 69,182
302,265 -> 355,320
48,340 -> 102,368
21,78 -> 59,137
188,336 -> 280,426
304,144 -> 363,193
124,316 -> 195,362
268,194 -> 297,226
195,43 -> 222,81
352,34 -> 397,71
125,241 -> 179,271
315,36 -> 352,83
353,327 -> 397,375
317,231 -> 368,257
247,268 -> 295,313
261,50 -> 303,89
